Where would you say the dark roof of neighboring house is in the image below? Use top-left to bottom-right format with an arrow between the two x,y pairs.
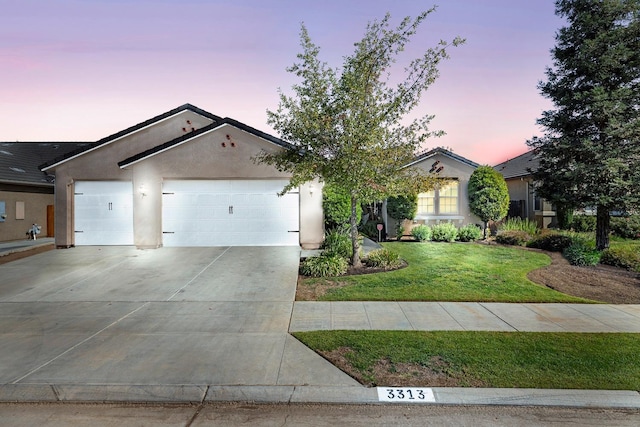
40,104 -> 290,171
494,150 -> 539,179
0,142 -> 90,187
405,147 -> 479,169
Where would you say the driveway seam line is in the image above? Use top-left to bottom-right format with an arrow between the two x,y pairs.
10,302 -> 151,384
166,247 -> 231,301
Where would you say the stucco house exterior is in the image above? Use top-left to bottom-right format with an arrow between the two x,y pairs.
385,147 -> 482,238
0,142 -> 87,242
494,150 -> 556,228
40,104 -> 324,250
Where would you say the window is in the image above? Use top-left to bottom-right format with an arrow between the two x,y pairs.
439,182 -> 458,214
417,180 -> 459,216
417,190 -> 435,214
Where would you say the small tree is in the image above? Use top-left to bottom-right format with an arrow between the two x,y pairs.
387,194 -> 417,239
256,11 -> 463,266
468,166 -> 509,238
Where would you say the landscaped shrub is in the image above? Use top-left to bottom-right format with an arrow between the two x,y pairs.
571,215 -> 596,232
300,254 -> 349,277
495,230 -> 531,246
563,241 -> 601,266
322,229 -> 352,259
411,224 -> 431,242
527,233 -> 574,252
457,224 -> 483,242
430,222 -> 458,242
600,247 -> 640,272
611,216 -> 640,239
499,217 -> 539,235
364,248 -> 403,269
323,183 -> 362,230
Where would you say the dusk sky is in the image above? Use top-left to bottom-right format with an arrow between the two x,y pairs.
1,0 -> 564,165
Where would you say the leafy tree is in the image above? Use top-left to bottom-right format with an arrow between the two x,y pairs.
256,10 -> 463,266
387,194 -> 417,239
468,166 -> 509,238
528,0 -> 640,250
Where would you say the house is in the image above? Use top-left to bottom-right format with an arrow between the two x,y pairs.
385,147 -> 482,238
39,104 -> 324,249
0,142 -> 88,241
494,150 -> 556,228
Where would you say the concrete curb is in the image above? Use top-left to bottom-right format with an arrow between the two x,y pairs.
2,385 -> 639,408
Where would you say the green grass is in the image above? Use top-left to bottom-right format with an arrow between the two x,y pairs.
305,242 -> 591,302
294,330 -> 640,390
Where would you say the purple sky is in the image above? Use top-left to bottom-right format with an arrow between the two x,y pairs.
0,0 -> 563,165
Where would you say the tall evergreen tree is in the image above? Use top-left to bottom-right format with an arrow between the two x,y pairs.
528,0 -> 640,250
257,10 -> 463,266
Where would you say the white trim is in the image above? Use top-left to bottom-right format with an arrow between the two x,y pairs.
42,110 -> 213,172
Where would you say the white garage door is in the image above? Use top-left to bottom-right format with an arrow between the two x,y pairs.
74,181 -> 134,245
162,180 -> 299,246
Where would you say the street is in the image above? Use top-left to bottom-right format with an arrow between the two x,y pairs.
1,403 -> 639,426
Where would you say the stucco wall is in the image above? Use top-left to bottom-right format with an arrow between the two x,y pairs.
0,190 -> 53,241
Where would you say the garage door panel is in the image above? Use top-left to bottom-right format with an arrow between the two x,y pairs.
74,181 -> 134,246
162,180 -> 299,247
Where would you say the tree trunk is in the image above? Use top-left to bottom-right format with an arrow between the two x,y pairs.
595,205 -> 610,251
350,195 -> 361,267
483,220 -> 488,239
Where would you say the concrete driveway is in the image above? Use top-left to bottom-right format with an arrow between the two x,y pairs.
0,246 -> 358,401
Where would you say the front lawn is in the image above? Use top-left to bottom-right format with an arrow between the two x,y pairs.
294,330 -> 640,390
300,242 -> 593,302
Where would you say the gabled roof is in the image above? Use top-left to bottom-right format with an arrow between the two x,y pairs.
40,104 -> 223,171
0,142 -> 89,187
494,150 -> 538,179
404,147 -> 479,169
118,117 -> 293,168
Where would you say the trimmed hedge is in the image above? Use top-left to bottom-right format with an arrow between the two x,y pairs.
527,233 -> 574,252
600,247 -> 640,272
457,224 -> 483,242
430,223 -> 458,242
411,225 -> 431,242
611,216 -> 640,239
496,230 -> 531,246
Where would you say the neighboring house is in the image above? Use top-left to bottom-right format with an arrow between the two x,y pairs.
39,104 -> 323,250
494,150 -> 556,228
385,147 -> 482,238
0,142 -> 88,242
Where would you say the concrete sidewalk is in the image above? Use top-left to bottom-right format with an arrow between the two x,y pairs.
290,301 -> 640,332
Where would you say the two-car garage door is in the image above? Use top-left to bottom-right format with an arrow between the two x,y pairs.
162,180 -> 299,246
74,180 -> 299,246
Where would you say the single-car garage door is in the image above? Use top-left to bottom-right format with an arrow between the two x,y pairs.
74,181 -> 134,245
162,180 -> 299,246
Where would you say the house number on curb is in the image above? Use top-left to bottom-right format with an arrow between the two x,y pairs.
377,387 -> 436,402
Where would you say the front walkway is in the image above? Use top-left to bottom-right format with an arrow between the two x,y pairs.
290,301 -> 640,332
